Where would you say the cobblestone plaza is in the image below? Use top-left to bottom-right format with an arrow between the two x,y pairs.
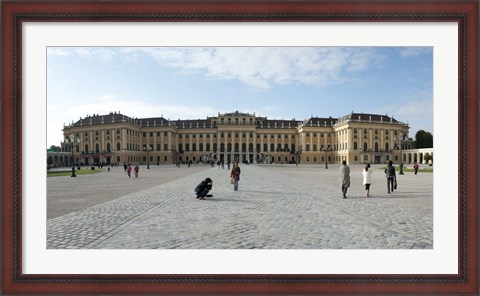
47,164 -> 433,249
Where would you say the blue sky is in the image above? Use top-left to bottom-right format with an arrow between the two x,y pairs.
47,46 -> 432,148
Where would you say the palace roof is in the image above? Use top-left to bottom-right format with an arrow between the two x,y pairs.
67,111 -> 404,130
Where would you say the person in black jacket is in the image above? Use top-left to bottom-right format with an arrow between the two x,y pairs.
194,177 -> 213,199
384,160 -> 397,194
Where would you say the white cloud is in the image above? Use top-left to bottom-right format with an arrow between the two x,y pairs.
74,48 -> 93,59
47,48 -> 72,56
64,98 -> 216,122
121,47 -> 384,90
398,47 -> 432,58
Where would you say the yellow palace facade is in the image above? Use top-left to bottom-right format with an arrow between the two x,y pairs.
60,111 -> 411,166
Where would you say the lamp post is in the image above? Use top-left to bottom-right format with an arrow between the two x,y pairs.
399,132 -> 405,175
296,149 -> 301,166
323,146 -> 332,169
67,133 -> 80,177
144,145 -> 152,169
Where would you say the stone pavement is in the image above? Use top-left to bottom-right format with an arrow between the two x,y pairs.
47,164 -> 433,249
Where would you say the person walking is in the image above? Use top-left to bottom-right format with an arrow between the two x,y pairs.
385,160 -> 397,193
126,164 -> 132,178
413,162 -> 419,175
230,161 -> 241,191
362,163 -> 373,197
339,160 -> 350,199
134,164 -> 139,178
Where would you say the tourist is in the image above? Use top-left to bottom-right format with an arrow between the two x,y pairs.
362,163 -> 373,197
385,160 -> 397,193
194,177 -> 213,199
338,160 -> 350,199
413,162 -> 419,175
230,161 -> 241,191
134,164 -> 139,178
126,164 -> 132,178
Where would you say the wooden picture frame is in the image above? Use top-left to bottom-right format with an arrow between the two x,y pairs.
1,0 -> 478,294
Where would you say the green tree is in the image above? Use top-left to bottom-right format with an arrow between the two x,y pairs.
424,153 -> 432,164
414,130 -> 433,148
49,145 -> 62,152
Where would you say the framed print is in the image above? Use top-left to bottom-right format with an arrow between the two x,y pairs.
1,0 -> 478,294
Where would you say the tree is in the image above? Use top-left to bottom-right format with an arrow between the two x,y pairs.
414,130 -> 433,148
424,153 -> 433,164
49,145 -> 62,152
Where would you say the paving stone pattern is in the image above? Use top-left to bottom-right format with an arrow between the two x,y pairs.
47,165 -> 433,249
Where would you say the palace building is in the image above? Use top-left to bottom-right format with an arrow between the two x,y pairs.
59,111 -> 412,167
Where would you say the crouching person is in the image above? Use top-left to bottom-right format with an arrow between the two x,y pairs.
194,177 -> 213,199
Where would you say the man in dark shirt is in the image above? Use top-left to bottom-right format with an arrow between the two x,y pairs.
194,177 -> 213,199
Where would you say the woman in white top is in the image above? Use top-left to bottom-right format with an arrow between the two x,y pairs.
362,163 -> 373,197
